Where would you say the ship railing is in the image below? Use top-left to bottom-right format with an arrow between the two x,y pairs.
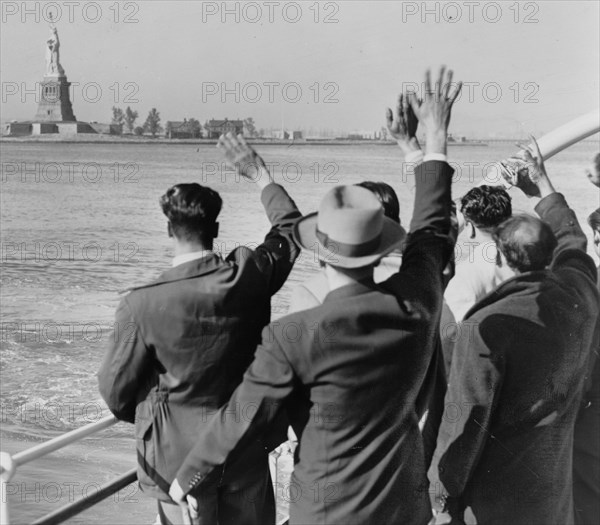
0,415 -> 289,525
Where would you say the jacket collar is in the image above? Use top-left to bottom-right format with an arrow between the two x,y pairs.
122,253 -> 224,294
464,270 -> 548,319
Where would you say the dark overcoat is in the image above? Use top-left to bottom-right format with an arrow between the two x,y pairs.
435,193 -> 600,525
98,183 -> 301,501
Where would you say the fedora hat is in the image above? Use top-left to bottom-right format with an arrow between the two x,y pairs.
293,186 -> 407,269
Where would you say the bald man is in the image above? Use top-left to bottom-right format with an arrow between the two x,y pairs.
432,139 -> 600,525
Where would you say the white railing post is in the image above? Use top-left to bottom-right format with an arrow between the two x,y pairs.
0,451 -> 16,525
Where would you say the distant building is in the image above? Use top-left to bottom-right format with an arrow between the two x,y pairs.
276,129 -> 304,140
166,119 -> 202,139
205,118 -> 244,139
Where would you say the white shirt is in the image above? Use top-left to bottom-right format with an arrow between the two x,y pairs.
172,250 -> 214,268
444,238 -> 500,321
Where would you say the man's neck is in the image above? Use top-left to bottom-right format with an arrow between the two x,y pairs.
325,264 -> 374,292
470,227 -> 494,243
173,241 -> 211,258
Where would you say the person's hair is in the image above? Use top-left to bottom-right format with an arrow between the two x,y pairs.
493,214 -> 557,273
588,208 -> 600,234
160,183 -> 222,244
355,181 -> 400,224
460,185 -> 512,231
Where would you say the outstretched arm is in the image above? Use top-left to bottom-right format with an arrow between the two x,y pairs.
384,67 -> 462,313
219,133 -> 302,295
515,137 -> 596,278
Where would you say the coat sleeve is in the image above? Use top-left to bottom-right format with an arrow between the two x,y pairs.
384,160 -> 455,316
434,314 -> 505,501
175,324 -> 296,494
535,192 -> 598,283
241,183 -> 302,296
97,296 -> 155,423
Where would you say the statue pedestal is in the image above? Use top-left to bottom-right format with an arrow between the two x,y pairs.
34,75 -> 76,122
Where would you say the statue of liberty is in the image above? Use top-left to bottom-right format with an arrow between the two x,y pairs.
45,14 -> 65,76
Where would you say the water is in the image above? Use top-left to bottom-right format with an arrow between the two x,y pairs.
1,140 -> 599,523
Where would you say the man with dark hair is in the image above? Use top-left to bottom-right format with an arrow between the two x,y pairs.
355,181 -> 401,223
159,183 -> 222,247
98,136 -> 301,525
169,67 -> 462,525
444,184 -> 512,321
461,185 -> 512,231
433,138 -> 600,525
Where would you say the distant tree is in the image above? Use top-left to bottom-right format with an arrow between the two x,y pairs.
244,117 -> 258,137
124,106 -> 139,134
380,126 -> 389,141
111,106 -> 125,128
144,108 -> 162,137
187,118 -> 202,138
134,126 -> 144,136
258,128 -> 265,138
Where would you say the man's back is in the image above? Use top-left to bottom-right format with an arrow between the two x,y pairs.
462,270 -> 597,522
437,193 -> 600,525
99,181 -> 301,506
124,251 -> 272,407
444,239 -> 499,321
278,278 -> 441,524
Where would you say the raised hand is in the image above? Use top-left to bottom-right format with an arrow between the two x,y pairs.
407,67 -> 462,155
217,132 -> 274,188
386,93 -> 420,155
513,135 -> 555,199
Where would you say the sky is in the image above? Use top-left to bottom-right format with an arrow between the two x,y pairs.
1,0 -> 599,137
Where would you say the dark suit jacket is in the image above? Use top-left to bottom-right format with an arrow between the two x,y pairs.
98,183 -> 301,500
435,193 -> 600,525
175,160 -> 455,525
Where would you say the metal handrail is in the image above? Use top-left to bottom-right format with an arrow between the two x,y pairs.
0,414 -> 291,525
3,415 -> 118,473
31,468 -> 137,525
0,415 -> 119,524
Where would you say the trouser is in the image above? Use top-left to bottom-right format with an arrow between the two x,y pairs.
157,467 -> 276,525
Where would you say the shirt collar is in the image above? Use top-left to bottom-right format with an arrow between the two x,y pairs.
172,250 -> 214,267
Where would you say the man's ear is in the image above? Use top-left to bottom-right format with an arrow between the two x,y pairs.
167,222 -> 173,238
468,221 -> 476,239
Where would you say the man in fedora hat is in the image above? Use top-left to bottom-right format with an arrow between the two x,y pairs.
169,67 -> 462,525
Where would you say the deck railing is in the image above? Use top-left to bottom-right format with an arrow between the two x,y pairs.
0,415 -> 289,524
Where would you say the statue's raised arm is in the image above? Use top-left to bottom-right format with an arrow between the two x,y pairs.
45,26 -> 64,76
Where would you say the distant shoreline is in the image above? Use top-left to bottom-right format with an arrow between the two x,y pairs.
0,135 -> 492,146
1,135 -> 597,147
